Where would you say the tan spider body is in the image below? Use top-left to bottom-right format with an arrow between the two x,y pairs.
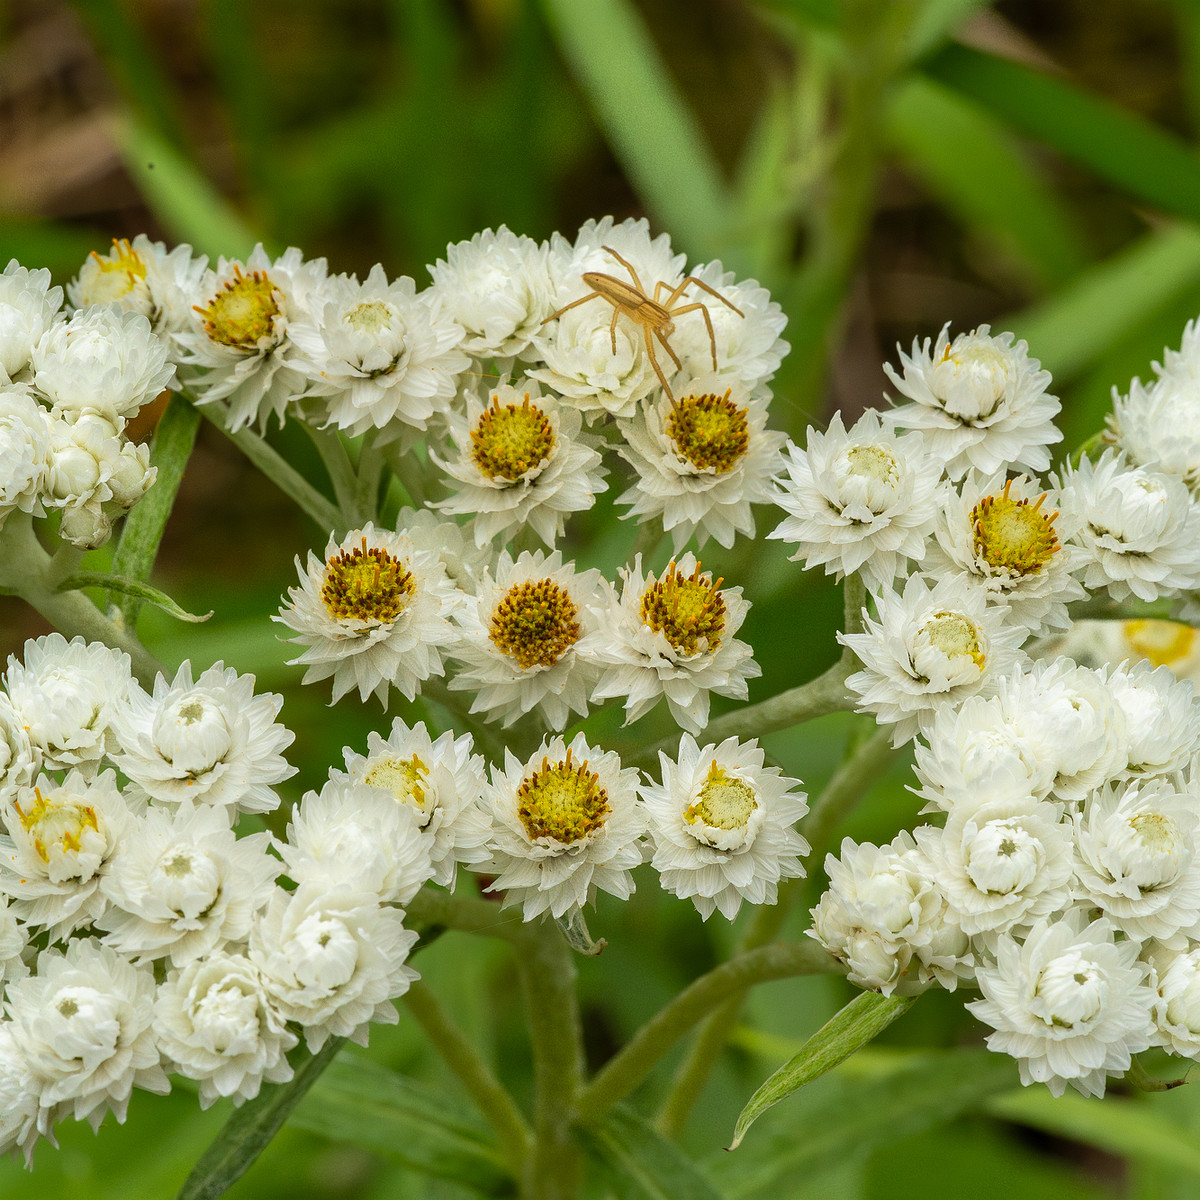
542,245 -> 744,402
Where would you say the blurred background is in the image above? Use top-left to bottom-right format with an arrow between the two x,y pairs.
4,1 -> 1200,1197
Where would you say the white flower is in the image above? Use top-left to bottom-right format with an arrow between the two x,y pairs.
448,549 -> 600,730
332,717 -> 490,889
925,470 -> 1085,636
0,895 -> 28,989
967,913 -> 1155,1098
154,951 -> 296,1108
584,553 -> 760,735
1071,780 -> 1200,947
97,803 -> 278,965
642,734 -> 808,920
279,780 -> 434,904
883,324 -> 1061,479
67,235 -> 208,336
0,691 -> 38,799
0,1026 -> 40,1163
1148,943 -> 1200,1058
616,376 -> 785,552
395,504 -> 491,592
912,692 -> 1055,815
176,245 -> 329,431
839,573 -> 1027,746
0,387 -> 51,519
427,226 -> 556,359
431,381 -> 607,547
110,660 -> 296,815
0,261 -> 62,383
250,882 -> 418,1050
998,660 -> 1129,804
0,769 -> 133,939
1106,659 -> 1200,779
32,305 -> 174,425
768,409 -> 942,593
275,523 -> 459,707
916,798 -> 1073,943
1057,450 -> 1200,603
291,264 -> 469,441
6,940 -> 167,1128
4,633 -> 132,771
810,833 -> 972,995
481,733 -> 646,920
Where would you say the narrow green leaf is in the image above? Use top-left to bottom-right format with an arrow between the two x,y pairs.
714,1049 -> 1016,1197
887,76 -> 1087,287
576,1104 -> 727,1200
983,1087 -> 1200,1177
907,0 -> 990,57
111,394 -> 202,626
176,1038 -> 345,1200
1006,224 -> 1200,384
58,573 -> 211,624
729,991 -> 914,1150
923,43 -> 1200,227
538,0 -> 734,259
114,116 -> 260,260
289,1055 -> 514,1194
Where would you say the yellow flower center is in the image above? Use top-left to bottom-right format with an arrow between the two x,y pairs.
195,266 -> 283,350
1131,811 -> 1179,854
685,761 -> 757,830
920,610 -> 985,668
666,390 -> 749,473
471,395 -> 556,481
85,238 -> 147,302
845,444 -> 898,483
1124,619 -> 1197,668
516,749 -> 610,844
320,537 -> 416,624
13,785 -> 99,865
364,753 -> 429,808
346,300 -> 396,333
639,562 -> 726,654
489,578 -> 580,669
971,481 -> 1060,576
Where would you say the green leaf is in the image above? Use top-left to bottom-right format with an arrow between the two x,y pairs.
729,991 -> 914,1150
110,394 -> 202,626
714,1049 -> 1016,1197
176,1038 -> 345,1200
289,1054 -> 515,1194
983,1088 -> 1200,1178
113,116 -> 260,260
577,1104 -> 727,1200
58,572 -> 211,624
537,0 -> 735,260
923,43 -> 1200,227
887,76 -> 1087,288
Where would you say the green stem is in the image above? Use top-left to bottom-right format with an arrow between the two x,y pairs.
386,444 -> 428,508
0,514 -> 165,687
405,885 -> 526,944
355,437 -> 386,527
305,424 -> 362,528
517,920 -> 585,1200
628,522 -> 663,565
200,405 -> 341,531
801,722 -> 894,853
574,940 -> 842,1123
403,980 -> 533,1170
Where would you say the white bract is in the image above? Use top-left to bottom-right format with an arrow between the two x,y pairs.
0,261 -> 62,383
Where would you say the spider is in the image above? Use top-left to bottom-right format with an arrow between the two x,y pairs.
542,245 -> 744,402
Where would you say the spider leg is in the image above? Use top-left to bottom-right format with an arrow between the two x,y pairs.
671,301 -> 720,370
654,326 -> 683,370
678,275 -> 744,316
602,245 -> 646,294
658,277 -> 695,309
609,305 -> 620,356
644,324 -> 676,402
543,291 -> 602,324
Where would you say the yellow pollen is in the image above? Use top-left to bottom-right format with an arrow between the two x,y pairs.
1124,619 -> 1197,668
471,395 -> 556,481
666,390 -> 749,473
516,748 -> 610,844
89,238 -> 147,289
13,786 -> 99,865
920,610 -> 985,668
685,761 -> 757,830
845,444 -> 898,483
971,480 -> 1060,576
1131,812 -> 1178,853
320,537 -> 415,624
194,266 -> 283,350
364,754 -> 429,807
639,562 -> 726,655
346,300 -> 395,333
489,578 -> 580,669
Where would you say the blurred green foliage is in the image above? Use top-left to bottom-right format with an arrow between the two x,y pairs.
3,0 -> 1200,1196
